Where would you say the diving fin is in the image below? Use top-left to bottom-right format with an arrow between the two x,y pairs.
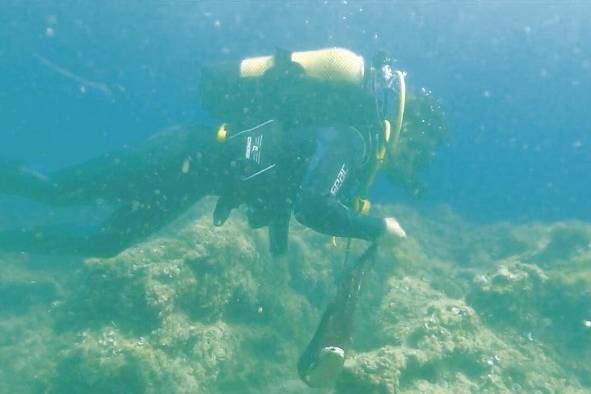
301,346 -> 345,388
298,243 -> 378,387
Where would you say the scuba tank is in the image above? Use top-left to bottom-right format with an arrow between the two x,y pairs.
199,48 -> 373,126
239,47 -> 364,83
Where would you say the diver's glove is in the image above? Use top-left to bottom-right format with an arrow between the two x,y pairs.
383,217 -> 407,239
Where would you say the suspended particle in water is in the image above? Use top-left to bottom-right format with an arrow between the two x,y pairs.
181,158 -> 191,174
584,320 -> 591,328
45,27 -> 55,38
80,85 -> 87,94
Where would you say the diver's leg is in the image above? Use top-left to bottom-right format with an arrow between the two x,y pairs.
0,124 -> 221,206
0,124 -> 225,256
0,159 -> 60,204
0,189 -> 206,257
73,191 -> 204,256
50,124 -> 221,205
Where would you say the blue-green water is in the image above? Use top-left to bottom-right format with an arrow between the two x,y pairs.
0,2 -> 590,393
1,1 -> 590,222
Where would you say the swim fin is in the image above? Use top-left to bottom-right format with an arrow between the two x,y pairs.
298,243 -> 377,387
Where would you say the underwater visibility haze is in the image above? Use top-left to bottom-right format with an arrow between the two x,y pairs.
0,1 -> 590,393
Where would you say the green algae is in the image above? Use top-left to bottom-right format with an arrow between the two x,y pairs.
0,200 -> 589,393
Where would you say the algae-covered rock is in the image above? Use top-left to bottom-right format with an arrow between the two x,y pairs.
43,200 -> 317,393
1,201 -> 590,393
332,208 -> 591,393
0,253 -> 74,393
339,272 -> 586,393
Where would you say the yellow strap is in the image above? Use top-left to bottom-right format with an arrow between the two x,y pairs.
359,198 -> 371,214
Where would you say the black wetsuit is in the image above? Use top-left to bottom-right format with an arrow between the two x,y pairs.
214,119 -> 386,256
211,57 -> 392,255
0,55 -> 393,257
293,125 -> 385,241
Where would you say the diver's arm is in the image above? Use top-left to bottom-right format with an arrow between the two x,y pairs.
292,125 -> 407,241
292,125 -> 389,241
294,192 -> 386,240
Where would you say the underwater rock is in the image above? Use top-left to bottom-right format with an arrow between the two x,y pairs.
332,207 -> 590,393
1,201 -> 590,393
0,254 -> 60,314
531,224 -> 591,266
44,201 -> 316,393
0,253 -> 73,393
338,270 -> 587,393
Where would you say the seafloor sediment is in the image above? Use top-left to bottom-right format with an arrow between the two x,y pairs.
1,199 -> 590,393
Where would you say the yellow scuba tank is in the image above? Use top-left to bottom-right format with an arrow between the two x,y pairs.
200,48 -> 368,123
239,47 -> 365,84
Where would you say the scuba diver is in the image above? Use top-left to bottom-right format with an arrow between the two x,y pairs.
200,48 -> 414,253
0,47 -> 433,257
197,47 -> 446,387
0,47 -> 446,386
